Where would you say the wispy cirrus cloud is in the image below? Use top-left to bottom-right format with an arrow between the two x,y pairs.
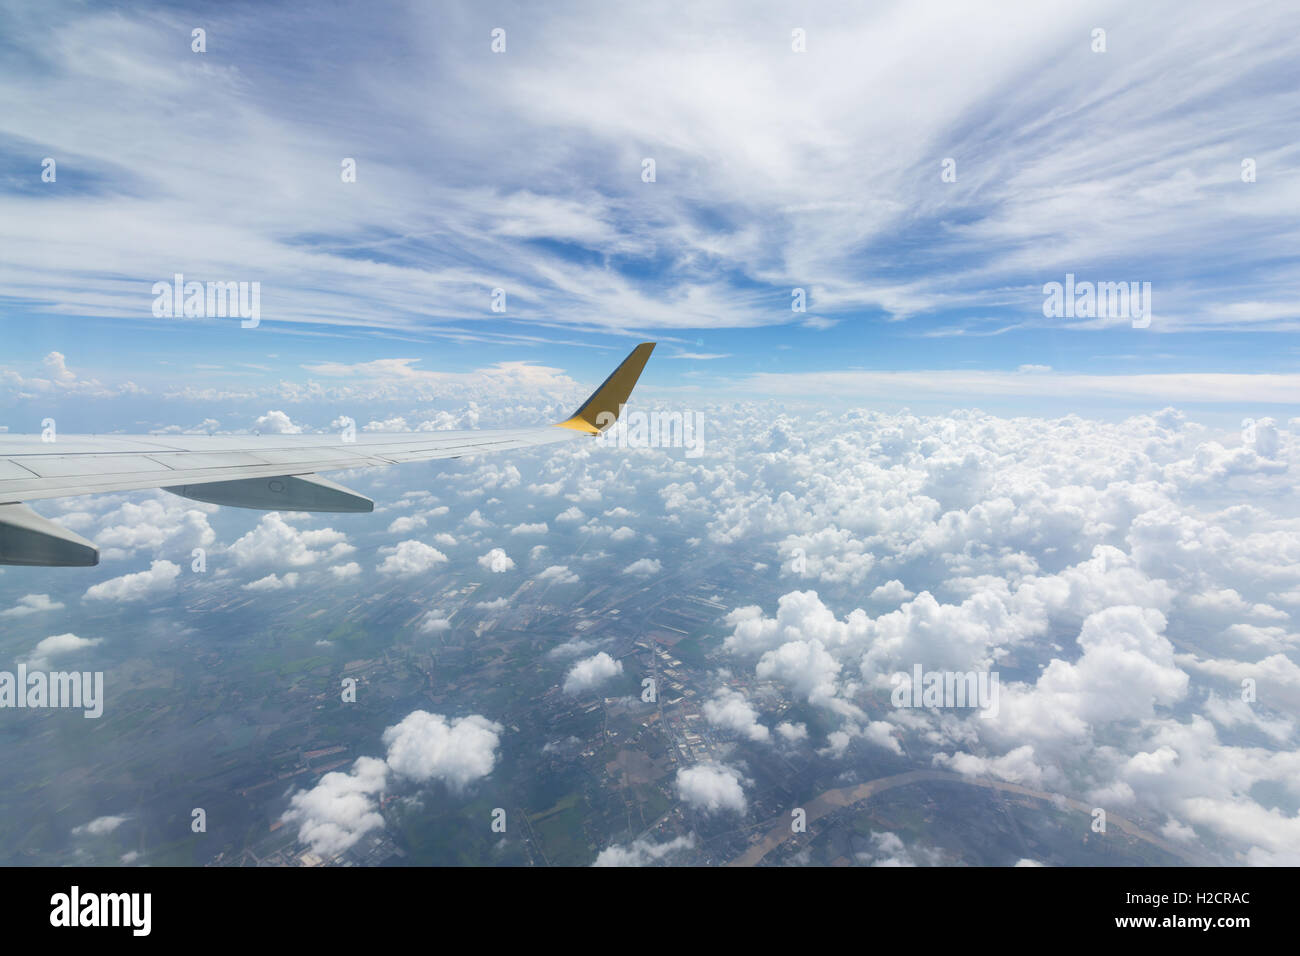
0,0 -> 1296,343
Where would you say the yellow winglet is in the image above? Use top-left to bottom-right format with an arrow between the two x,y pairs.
554,342 -> 656,434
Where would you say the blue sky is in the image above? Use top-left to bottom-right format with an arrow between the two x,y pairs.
2,0 -> 1298,425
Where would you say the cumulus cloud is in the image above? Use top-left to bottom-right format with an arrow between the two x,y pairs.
776,721 -> 809,743
537,564 -> 579,584
1203,691 -> 1294,744
870,580 -> 915,604
0,593 -> 64,618
549,638 -> 598,659
227,514 -> 354,567
25,633 -> 103,670
702,687 -> 770,742
92,496 -> 216,559
381,712 -> 504,790
676,763 -> 748,815
387,514 -> 427,534
779,528 -> 875,585
622,557 -> 661,577
43,350 -> 76,383
563,652 -> 623,694
477,548 -> 516,573
280,756 -> 389,858
242,571 -> 299,591
251,410 -> 302,434
83,560 -> 180,602
72,815 -> 128,837
990,607 -> 1189,743
283,711 -> 503,857
857,831 -> 950,867
378,540 -> 448,576
757,638 -> 843,708
419,612 -> 452,634
593,833 -> 696,866
681,404 -> 1300,864
933,745 -> 1049,789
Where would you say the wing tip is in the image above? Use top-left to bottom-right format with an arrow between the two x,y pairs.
554,342 -> 656,433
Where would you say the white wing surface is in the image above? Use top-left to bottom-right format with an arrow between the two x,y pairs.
0,343 -> 655,566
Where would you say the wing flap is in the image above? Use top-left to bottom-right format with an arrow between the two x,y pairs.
0,503 -> 99,567
20,454 -> 175,478
165,474 -> 375,513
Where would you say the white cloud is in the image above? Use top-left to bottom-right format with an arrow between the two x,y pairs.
227,513 -> 354,567
870,580 -> 914,604
756,638 -> 843,708
676,763 -> 747,815
72,815 -> 128,837
563,651 -> 623,694
251,410 -> 302,434
934,745 -> 1049,789
242,571 -> 299,591
537,564 -> 579,584
387,514 -> 427,534
92,496 -> 216,558
280,756 -> 389,858
622,557 -> 661,577
0,593 -> 65,618
83,559 -> 180,602
991,607 -> 1189,743
510,522 -> 548,535
776,721 -> 808,743
702,687 -> 770,743
858,831 -> 950,867
283,710 -> 503,857
549,638 -> 598,659
477,548 -> 516,573
592,833 -> 696,866
380,711 -> 504,791
26,632 -> 103,670
378,540 -> 448,576
419,612 -> 452,634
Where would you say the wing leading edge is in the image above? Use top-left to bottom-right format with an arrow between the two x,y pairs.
0,342 -> 655,566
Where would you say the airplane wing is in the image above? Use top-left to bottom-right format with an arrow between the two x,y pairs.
0,342 -> 655,566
